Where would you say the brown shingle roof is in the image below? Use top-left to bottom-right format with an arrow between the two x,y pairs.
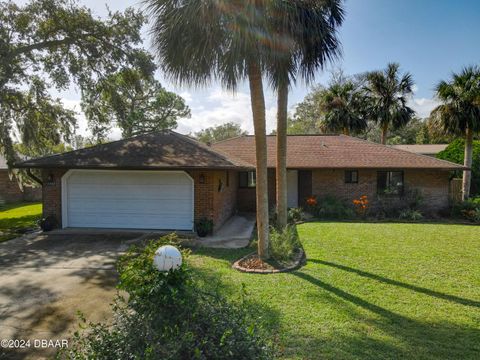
15,132 -> 464,171
15,131 -> 243,169
212,135 -> 464,170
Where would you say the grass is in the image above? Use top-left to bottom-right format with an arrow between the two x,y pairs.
189,222 -> 480,360
0,202 -> 42,242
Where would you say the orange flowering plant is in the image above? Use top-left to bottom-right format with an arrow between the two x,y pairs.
305,196 -> 318,215
306,196 -> 317,207
353,195 -> 369,218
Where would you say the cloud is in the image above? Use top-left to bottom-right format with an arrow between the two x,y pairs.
176,88 -> 277,135
408,97 -> 441,118
179,91 -> 193,103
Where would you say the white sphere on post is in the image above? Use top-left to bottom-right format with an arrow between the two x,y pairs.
153,245 -> 182,271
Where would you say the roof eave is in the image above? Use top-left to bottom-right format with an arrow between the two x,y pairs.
13,163 -> 250,171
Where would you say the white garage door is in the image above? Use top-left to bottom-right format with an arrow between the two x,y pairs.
62,170 -> 194,230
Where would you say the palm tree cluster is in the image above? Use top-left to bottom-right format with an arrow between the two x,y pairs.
316,64 -> 415,144
145,0 -> 345,259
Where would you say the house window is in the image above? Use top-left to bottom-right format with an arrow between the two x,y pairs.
377,171 -> 404,195
239,171 -> 256,188
345,170 -> 358,184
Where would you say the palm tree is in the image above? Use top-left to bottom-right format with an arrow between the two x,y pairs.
364,63 -> 415,144
146,0 -> 273,258
319,76 -> 367,136
267,0 -> 344,228
432,66 -> 480,200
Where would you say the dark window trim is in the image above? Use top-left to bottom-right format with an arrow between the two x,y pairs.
345,170 -> 359,184
377,170 -> 405,196
239,171 -> 256,188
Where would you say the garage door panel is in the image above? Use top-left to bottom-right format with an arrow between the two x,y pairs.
68,188 -> 192,202
68,200 -> 192,214
68,214 -> 193,229
68,185 -> 192,200
68,173 -> 192,186
64,171 -> 193,230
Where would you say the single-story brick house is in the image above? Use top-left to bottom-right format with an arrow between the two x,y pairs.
0,155 -> 41,204
15,130 -> 463,231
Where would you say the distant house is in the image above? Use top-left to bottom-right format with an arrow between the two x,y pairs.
15,131 -> 463,231
390,144 -> 448,157
0,155 -> 41,204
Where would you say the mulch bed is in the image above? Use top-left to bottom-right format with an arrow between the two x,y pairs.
232,249 -> 306,274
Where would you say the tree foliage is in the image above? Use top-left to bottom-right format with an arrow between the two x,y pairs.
432,65 -> 480,199
289,72 -> 367,136
437,139 -> 480,195
195,122 -> 247,144
0,0 -> 146,163
364,63 -> 415,144
317,73 -> 368,135
82,60 -> 191,139
431,66 -> 480,136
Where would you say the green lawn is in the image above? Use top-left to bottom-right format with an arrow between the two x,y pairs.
189,222 -> 480,360
0,202 -> 42,242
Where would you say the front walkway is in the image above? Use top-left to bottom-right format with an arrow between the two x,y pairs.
192,213 -> 255,249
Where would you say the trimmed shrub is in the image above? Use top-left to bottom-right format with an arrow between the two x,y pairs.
307,195 -> 355,219
287,207 -> 305,224
399,209 -> 423,221
58,234 -> 273,360
269,225 -> 302,263
376,188 -> 424,219
453,198 -> 480,223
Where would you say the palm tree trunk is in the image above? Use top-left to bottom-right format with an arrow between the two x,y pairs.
248,60 -> 269,259
276,81 -> 288,229
343,127 -> 350,136
380,123 -> 388,144
462,127 -> 473,200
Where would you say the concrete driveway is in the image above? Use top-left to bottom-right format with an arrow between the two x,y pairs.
0,231 -> 146,359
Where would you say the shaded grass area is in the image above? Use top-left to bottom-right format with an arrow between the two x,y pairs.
0,202 -> 42,242
189,222 -> 480,359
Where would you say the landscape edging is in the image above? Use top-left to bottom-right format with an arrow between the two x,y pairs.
232,248 -> 306,274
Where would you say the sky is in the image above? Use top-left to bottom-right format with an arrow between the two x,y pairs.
20,0 -> 480,139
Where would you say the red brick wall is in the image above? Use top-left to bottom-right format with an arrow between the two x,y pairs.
41,169 -> 66,226
41,169 -> 237,231
187,169 -> 238,231
311,169 -> 451,213
0,170 -> 42,204
237,169 -> 276,212
212,170 -> 238,230
238,168 -> 451,215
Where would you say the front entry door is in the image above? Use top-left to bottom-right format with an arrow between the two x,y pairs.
287,170 -> 298,208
